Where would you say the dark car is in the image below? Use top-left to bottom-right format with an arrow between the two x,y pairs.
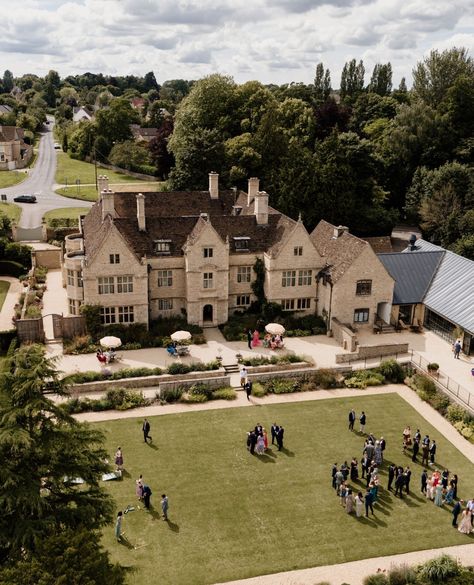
13,194 -> 37,203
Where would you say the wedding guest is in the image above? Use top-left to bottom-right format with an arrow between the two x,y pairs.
135,474 -> 144,500
434,482 -> 444,506
345,489 -> 354,514
355,492 -> 364,517
451,474 -> 458,500
114,447 -> 123,472
350,457 -> 359,482
458,508 -> 472,534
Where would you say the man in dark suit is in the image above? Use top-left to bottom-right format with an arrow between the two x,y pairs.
429,440 -> 437,464
452,500 -> 464,527
412,437 -> 420,462
421,443 -> 429,466
364,488 -> 374,517
255,423 -> 263,437
244,380 -> 252,401
387,464 -> 395,491
277,426 -> 284,451
359,411 -> 366,433
142,418 -> 152,443
404,466 -> 412,494
395,472 -> 405,498
142,484 -> 152,509
332,463 -> 338,489
249,431 -> 257,455
348,409 -> 355,431
247,329 -> 252,350
271,423 -> 279,445
421,469 -> 428,494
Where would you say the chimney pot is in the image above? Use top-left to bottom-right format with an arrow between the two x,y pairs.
255,191 -> 268,225
248,177 -> 259,206
333,225 -> 349,238
136,193 -> 146,231
209,172 -> 219,199
101,189 -> 115,221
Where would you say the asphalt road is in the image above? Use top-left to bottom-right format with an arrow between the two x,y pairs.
2,118 -> 93,228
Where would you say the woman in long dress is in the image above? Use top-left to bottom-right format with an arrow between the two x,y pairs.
374,442 -> 382,466
355,492 -> 364,518
263,428 -> 268,450
256,434 -> 265,455
434,483 -> 443,506
340,482 -> 347,507
345,489 -> 354,513
426,477 -> 434,500
252,329 -> 261,347
458,509 -> 472,534
135,475 -> 144,500
350,457 -> 359,482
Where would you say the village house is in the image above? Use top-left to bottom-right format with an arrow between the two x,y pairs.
62,174 -> 395,330
0,125 -> 32,170
72,106 -> 93,123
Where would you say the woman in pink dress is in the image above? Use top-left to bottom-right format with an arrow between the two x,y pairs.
263,428 -> 268,450
252,329 -> 261,347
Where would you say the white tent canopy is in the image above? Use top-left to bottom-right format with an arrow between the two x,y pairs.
99,336 -> 122,348
265,323 -> 285,335
171,330 -> 192,342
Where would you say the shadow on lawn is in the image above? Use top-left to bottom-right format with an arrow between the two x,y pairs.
166,519 -> 180,533
146,442 -> 159,451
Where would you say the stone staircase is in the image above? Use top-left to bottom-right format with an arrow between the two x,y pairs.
223,363 -> 241,389
374,315 -> 397,334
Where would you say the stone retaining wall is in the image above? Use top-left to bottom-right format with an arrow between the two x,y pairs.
248,365 -> 352,383
245,362 -> 311,375
331,318 -> 357,352
159,375 -> 230,394
336,343 -> 409,364
68,368 -> 225,394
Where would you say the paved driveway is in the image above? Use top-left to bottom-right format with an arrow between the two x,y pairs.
2,118 -> 93,228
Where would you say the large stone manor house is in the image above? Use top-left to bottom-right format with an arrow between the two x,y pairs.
63,174 -> 394,329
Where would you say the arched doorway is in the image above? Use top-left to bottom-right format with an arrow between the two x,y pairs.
203,304 -> 213,323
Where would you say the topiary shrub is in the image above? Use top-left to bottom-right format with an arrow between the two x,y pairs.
167,362 -> 192,375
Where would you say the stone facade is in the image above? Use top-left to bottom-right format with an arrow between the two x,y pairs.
62,175 -> 394,330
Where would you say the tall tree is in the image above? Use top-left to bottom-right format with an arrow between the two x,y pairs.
368,63 -> 392,96
412,47 -> 474,107
3,70 -> 14,93
313,63 -> 332,105
340,59 -> 365,102
0,345 -> 114,560
144,71 -> 159,91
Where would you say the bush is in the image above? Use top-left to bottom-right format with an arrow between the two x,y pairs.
387,564 -> 416,585
263,378 -> 300,394
188,383 -> 214,399
311,368 -> 339,389
180,392 -> 208,403
63,335 -> 95,355
446,404 -> 467,424
344,369 -> 384,389
430,391 -> 450,415
167,362 -> 192,375
0,260 -> 27,277
378,359 -> 405,383
410,374 -> 437,398
417,554 -> 461,583
160,386 -> 184,403
251,382 -> 267,397
211,387 -> 237,400
363,574 -> 388,585
34,265 -> 48,283
0,329 -> 17,353
61,389 -> 148,413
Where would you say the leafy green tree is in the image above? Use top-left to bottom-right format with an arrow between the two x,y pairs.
340,59 -> 365,102
314,97 -> 351,139
0,528 -> 125,585
0,345 -> 114,558
313,62 -> 331,105
109,140 -> 152,171
148,116 -> 175,179
144,71 -> 159,91
3,70 -> 14,93
94,98 -> 139,157
368,63 -> 392,96
350,93 -> 398,134
224,133 -> 262,183
412,47 -> 474,107
450,235 -> 474,260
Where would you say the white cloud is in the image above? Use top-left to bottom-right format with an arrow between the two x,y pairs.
0,0 -> 472,86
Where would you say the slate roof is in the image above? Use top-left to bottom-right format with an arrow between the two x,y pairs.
377,251 -> 444,304
309,220 -> 369,283
0,104 -> 13,114
83,190 -> 297,260
0,125 -> 23,142
364,236 -> 393,253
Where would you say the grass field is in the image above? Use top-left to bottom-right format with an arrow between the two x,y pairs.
0,202 -> 21,223
55,153 -> 154,185
0,170 -> 26,189
0,280 -> 10,311
97,393 -> 474,585
43,207 -> 90,224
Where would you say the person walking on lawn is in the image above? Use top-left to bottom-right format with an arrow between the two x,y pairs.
142,418 -> 152,443
271,423 -> 279,445
348,409 -> 356,431
364,488 -> 375,517
161,494 -> 169,521
244,380 -> 252,400
142,484 -> 152,509
277,426 -> 284,451
247,329 -> 253,350
359,411 -> 366,433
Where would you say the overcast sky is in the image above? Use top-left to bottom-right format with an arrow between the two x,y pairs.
3,0 -> 474,87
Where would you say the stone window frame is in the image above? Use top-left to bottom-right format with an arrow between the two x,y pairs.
203,247 -> 213,258
68,299 -> 77,315
297,298 -> 311,310
118,305 -> 134,323
294,246 -> 303,256
354,308 -> 370,323
157,270 -> 173,287
67,269 -> 75,286
98,276 -> 114,295
158,299 -> 173,311
282,270 -> 296,287
234,237 -> 250,251
356,280 -> 372,296
236,294 -> 250,306
109,253 -> 120,264
154,239 -> 172,255
117,275 -> 133,294
203,272 -> 214,289
282,298 -> 295,311
100,306 -> 116,324
298,269 -> 312,286
237,266 -> 252,283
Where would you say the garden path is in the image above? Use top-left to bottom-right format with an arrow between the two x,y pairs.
0,276 -> 20,331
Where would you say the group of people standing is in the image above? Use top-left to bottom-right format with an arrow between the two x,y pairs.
402,426 -> 437,466
247,422 -> 285,454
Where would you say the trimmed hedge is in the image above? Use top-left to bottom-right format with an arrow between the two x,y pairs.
0,260 -> 26,277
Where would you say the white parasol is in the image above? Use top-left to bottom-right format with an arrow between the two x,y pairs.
99,336 -> 122,348
170,330 -> 192,342
265,323 -> 285,335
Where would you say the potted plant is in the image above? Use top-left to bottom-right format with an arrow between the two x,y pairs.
235,352 -> 243,363
427,363 -> 439,375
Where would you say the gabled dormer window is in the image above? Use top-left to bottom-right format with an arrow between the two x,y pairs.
234,237 -> 250,251
154,239 -> 171,255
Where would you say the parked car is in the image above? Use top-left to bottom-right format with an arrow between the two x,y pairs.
13,194 -> 37,203
53,143 -> 61,149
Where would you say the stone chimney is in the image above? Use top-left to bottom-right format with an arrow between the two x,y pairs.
101,189 -> 115,221
255,191 -> 268,225
209,172 -> 219,199
247,177 -> 259,206
136,193 -> 146,232
97,175 -> 109,194
333,225 -> 349,238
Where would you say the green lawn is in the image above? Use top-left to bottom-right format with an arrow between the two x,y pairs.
0,280 -> 10,311
0,170 -> 26,188
43,207 -> 91,224
55,152 -> 156,186
97,393 -> 474,585
0,202 -> 21,223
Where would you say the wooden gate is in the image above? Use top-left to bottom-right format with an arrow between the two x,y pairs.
52,314 -> 63,339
